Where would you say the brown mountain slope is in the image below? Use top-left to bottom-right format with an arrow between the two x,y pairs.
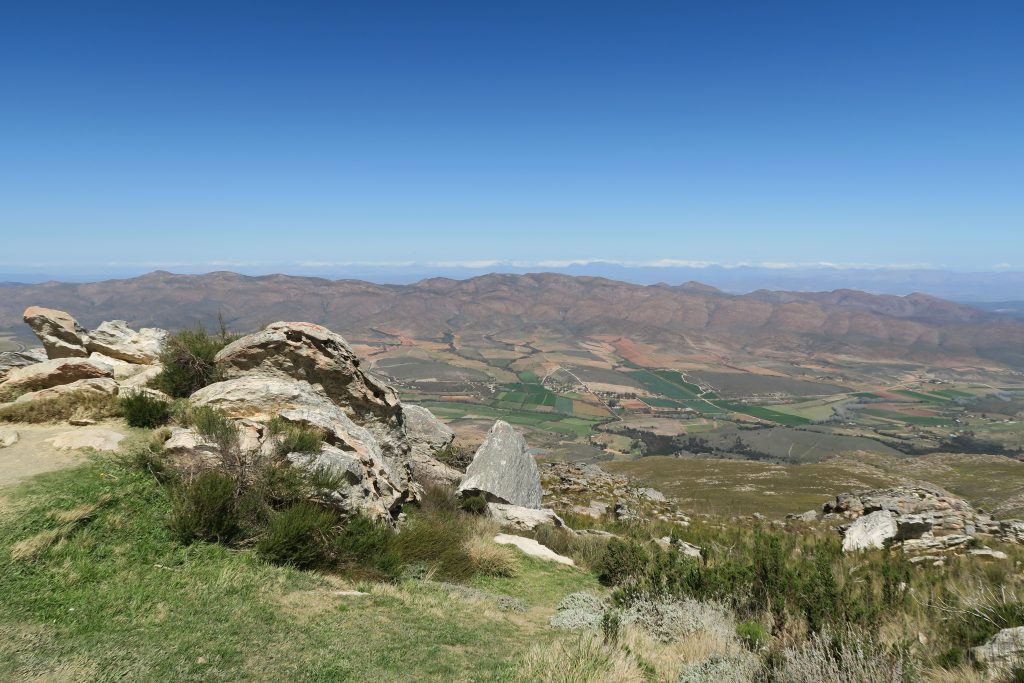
2,271 -> 1022,367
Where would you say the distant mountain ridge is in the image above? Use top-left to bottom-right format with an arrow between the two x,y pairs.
2,271 -> 1023,368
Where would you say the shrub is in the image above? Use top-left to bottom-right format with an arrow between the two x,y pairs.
151,328 -> 234,398
596,537 -> 650,586
169,470 -> 241,544
776,628 -> 918,683
266,419 -> 324,457
256,502 -> 336,569
120,439 -> 176,484
459,493 -> 488,515
736,620 -> 769,650
466,537 -> 520,577
433,443 -> 474,471
393,512 -> 474,580
119,391 -> 170,428
334,513 -> 401,576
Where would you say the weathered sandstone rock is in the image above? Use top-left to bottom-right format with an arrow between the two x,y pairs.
23,307 -> 89,359
457,420 -> 541,509
0,429 -> 19,448
488,503 -> 565,531
972,626 -> 1024,676
13,377 -> 119,404
214,322 -> 401,426
86,320 -> 167,364
494,533 -> 574,566
118,364 -> 163,391
0,349 -> 47,381
402,405 -> 461,487
0,357 -> 112,394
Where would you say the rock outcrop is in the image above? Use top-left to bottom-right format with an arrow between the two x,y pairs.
971,626 -> 1024,677
0,349 -> 47,381
457,421 -> 541,509
826,484 -> 1023,554
0,357 -> 113,395
23,306 -> 90,358
487,503 -> 565,531
86,320 -> 167,364
13,377 -> 119,404
402,404 -> 461,488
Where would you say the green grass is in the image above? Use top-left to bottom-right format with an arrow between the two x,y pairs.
0,457 -> 590,682
894,390 -> 950,404
715,402 -> 812,426
860,408 -> 952,426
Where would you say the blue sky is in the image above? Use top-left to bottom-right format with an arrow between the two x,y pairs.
1,1 -> 1022,274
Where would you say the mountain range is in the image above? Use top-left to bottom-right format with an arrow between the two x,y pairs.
3,271 -> 1023,368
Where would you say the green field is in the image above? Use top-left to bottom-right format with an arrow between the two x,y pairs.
860,409 -> 952,426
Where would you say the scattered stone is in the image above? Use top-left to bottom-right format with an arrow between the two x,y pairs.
86,320 -> 166,364
637,487 -> 666,502
68,418 -> 96,426
614,502 -> 640,522
0,429 -> 19,448
457,421 -> 541,509
842,510 -> 897,552
23,306 -> 89,358
487,503 -> 565,531
46,428 -> 126,452
967,548 -> 1009,560
0,357 -> 113,394
494,533 -> 575,566
972,626 -> 1024,676
13,377 -> 119,404
787,509 -> 818,522
657,536 -> 703,559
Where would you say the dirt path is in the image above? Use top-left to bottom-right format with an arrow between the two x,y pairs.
0,423 -> 127,489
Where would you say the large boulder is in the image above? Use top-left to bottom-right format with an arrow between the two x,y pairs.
86,320 -> 167,364
23,307 -> 89,359
841,510 -> 898,552
0,348 -> 47,381
488,503 -> 565,531
457,421 -> 541,509
972,626 -> 1024,676
402,404 -> 462,488
0,357 -> 113,395
214,322 -> 401,426
13,377 -> 118,404
190,376 -> 341,420
287,443 -> 407,523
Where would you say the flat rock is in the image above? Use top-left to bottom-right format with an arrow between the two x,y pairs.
494,534 -> 574,566
14,377 -> 119,404
86,320 -> 167,364
0,429 -> 19,448
118,364 -> 163,390
842,510 -> 897,552
487,503 -> 565,531
972,626 -> 1024,675
46,428 -> 126,452
23,306 -> 89,359
457,420 -> 541,509
1,357 -> 113,394
190,376 -> 338,420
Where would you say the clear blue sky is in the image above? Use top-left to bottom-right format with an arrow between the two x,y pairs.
1,1 -> 1022,273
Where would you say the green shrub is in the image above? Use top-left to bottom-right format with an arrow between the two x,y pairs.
334,513 -> 401,576
459,494 -> 488,515
186,405 -> 241,455
119,391 -> 171,428
596,538 -> 650,586
169,470 -> 240,544
257,503 -> 337,569
152,329 -> 234,398
120,439 -> 176,484
736,620 -> 768,650
266,418 -> 324,457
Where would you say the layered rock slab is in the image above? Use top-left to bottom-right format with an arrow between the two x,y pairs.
457,420 -> 541,509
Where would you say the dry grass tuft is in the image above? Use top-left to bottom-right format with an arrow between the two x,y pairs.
10,495 -> 113,561
0,393 -> 120,424
517,634 -> 645,683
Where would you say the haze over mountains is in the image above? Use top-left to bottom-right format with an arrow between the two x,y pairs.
3,271 -> 1023,369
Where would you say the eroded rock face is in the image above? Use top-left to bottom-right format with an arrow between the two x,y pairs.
0,349 -> 47,381
13,377 -> 119,404
841,510 -> 897,551
972,626 -> 1024,676
402,404 -> 461,488
0,357 -> 113,395
828,484 -> 1020,554
86,321 -> 167,364
457,420 -> 541,509
190,376 -> 338,420
23,307 -> 89,359
214,322 -> 401,426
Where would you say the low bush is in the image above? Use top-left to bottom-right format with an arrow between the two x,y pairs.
393,511 -> 475,580
119,439 -> 176,484
119,391 -> 170,428
256,502 -> 337,569
169,470 -> 240,544
266,418 -> 324,457
151,328 -> 234,398
459,493 -> 488,515
433,443 -> 474,471
596,537 -> 651,587
0,392 -> 120,423
735,620 -> 768,651
334,513 -> 401,577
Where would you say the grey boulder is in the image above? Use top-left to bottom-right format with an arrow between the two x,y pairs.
457,421 -> 541,509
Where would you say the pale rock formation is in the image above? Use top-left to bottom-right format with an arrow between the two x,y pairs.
494,533 -> 575,566
402,404 -> 461,488
0,349 -> 47,381
841,510 -> 898,552
487,503 -> 565,531
118,364 -> 163,391
23,306 -> 89,358
86,320 -> 167,364
0,357 -> 113,394
0,429 -> 19,448
13,378 -> 119,404
457,420 -> 541,509
971,626 -> 1024,677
